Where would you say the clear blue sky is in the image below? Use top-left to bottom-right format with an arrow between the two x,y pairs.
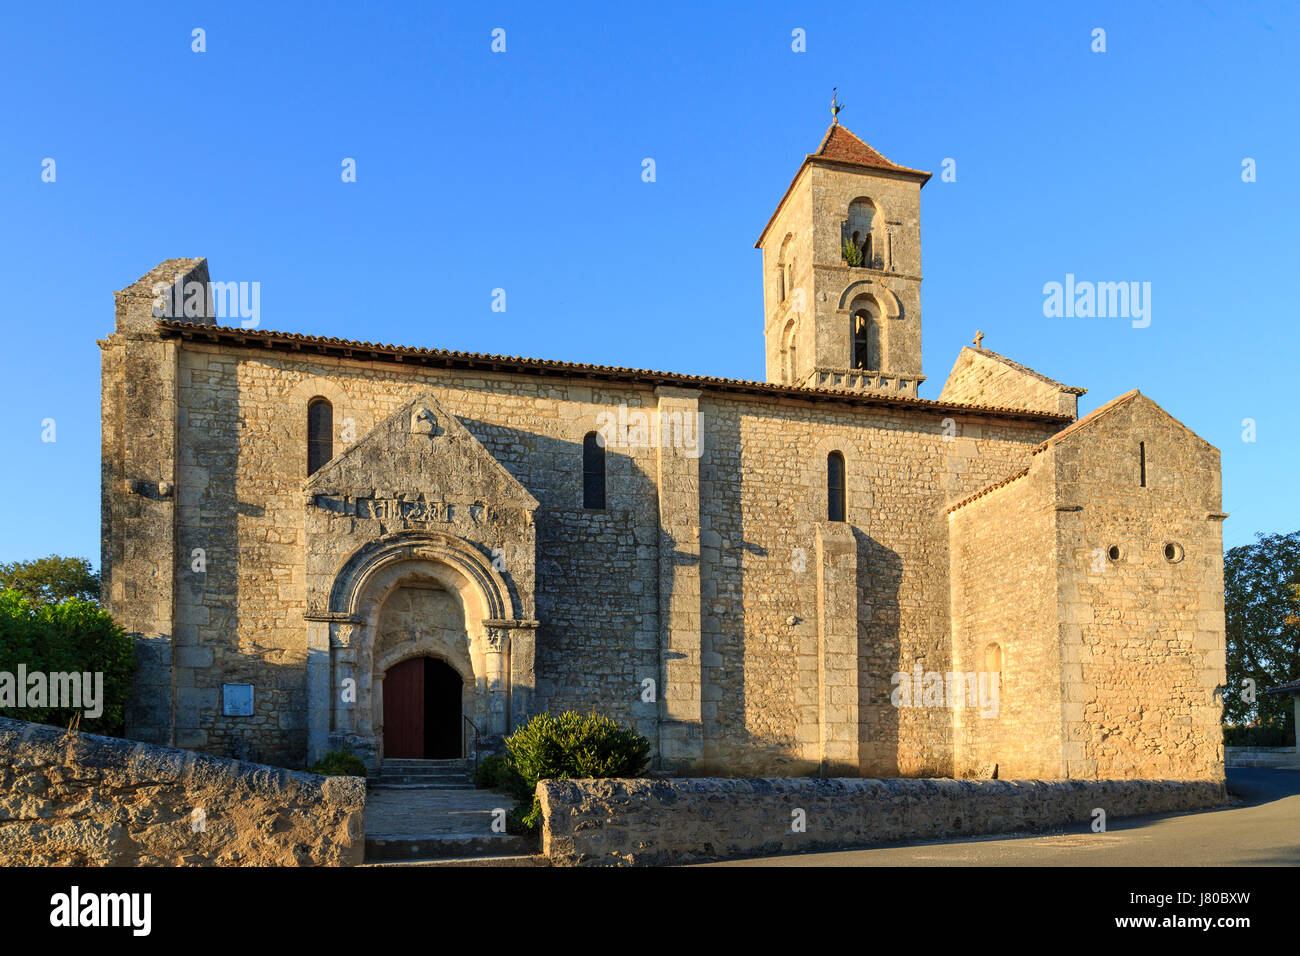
1,0 -> 1295,565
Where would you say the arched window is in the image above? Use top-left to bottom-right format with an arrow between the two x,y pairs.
307,397 -> 333,476
781,319 -> 798,384
845,198 -> 878,268
583,431 -> 606,509
984,642 -> 1003,676
851,307 -> 881,371
777,233 -> 794,302
827,451 -> 846,522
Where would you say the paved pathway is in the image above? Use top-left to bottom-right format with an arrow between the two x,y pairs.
704,769 -> 1300,867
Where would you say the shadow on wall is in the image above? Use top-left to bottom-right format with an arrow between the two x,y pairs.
460,417 -> 660,748
855,529 -> 906,778
139,359 -> 926,777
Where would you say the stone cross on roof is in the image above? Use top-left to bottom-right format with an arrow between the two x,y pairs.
973,330 -> 984,348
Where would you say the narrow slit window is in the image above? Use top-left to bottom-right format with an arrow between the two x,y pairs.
827,451 -> 846,522
583,431 -> 606,509
307,398 -> 333,476
1139,441 -> 1147,487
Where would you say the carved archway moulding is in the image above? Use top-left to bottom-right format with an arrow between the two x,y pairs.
327,529 -> 521,625
305,529 -> 538,767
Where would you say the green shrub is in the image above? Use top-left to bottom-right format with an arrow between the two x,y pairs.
307,746 -> 367,777
0,588 -> 135,735
475,751 -> 520,790
842,238 -> 863,267
1224,719 -> 1295,747
503,711 -> 651,832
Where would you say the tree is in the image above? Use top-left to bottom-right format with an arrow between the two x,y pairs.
0,588 -> 135,735
1224,531 -> 1300,735
0,555 -> 100,606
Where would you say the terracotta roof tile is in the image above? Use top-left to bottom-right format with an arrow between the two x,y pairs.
945,466 -> 1032,515
156,320 -> 1074,425
755,125 -> 930,247
816,124 -> 925,175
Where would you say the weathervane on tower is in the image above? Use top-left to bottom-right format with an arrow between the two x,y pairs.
830,88 -> 843,125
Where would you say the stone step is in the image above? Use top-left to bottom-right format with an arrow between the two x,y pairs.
377,770 -> 478,780
382,759 -> 474,767
370,782 -> 477,791
379,770 -> 475,780
363,854 -> 549,868
365,833 -> 536,861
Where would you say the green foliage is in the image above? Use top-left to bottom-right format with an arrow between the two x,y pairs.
502,711 -> 651,833
0,588 -> 135,735
1224,531 -> 1300,727
1224,719 -> 1294,747
475,751 -> 521,790
307,746 -> 367,777
0,555 -> 100,606
842,238 -> 863,267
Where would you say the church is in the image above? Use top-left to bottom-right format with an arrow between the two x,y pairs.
99,121 -> 1228,782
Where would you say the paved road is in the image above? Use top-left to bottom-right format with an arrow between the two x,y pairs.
705,769 -> 1300,866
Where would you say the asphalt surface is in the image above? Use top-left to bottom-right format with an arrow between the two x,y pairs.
705,768 -> 1300,866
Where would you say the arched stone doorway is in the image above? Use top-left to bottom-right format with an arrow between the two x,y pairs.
305,531 -> 539,768
382,656 -> 464,759
374,582 -> 473,760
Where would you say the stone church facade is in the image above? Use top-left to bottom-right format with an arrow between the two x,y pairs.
100,123 -> 1228,781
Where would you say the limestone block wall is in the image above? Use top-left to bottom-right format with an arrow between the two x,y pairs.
939,347 -> 1081,418
102,281 -> 197,746
537,776 -> 1227,866
167,343 -> 666,765
1051,394 -> 1226,780
114,327 -> 1065,774
948,465 -> 1064,778
808,164 -> 923,380
698,394 -> 1057,777
0,717 -> 364,866
761,167 -> 814,384
760,161 -> 924,388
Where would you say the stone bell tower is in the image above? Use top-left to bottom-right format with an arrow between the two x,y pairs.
756,115 -> 931,396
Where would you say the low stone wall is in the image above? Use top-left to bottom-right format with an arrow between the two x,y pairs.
537,776 -> 1228,866
1226,746 -> 1298,769
0,717 -> 365,866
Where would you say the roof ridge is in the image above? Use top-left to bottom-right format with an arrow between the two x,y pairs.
945,465 -> 1032,515
966,346 -> 1088,395
156,320 -> 1073,423
1031,389 -> 1143,454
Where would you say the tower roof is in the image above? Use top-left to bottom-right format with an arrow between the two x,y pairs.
756,124 -> 931,247
813,123 -> 930,178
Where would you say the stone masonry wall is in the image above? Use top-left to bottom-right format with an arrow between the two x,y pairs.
537,776 -> 1227,866
939,347 -> 1079,417
110,332 -> 1063,775
0,717 -> 364,866
700,395 -> 1056,777
1052,394 -> 1226,779
948,465 -> 1063,778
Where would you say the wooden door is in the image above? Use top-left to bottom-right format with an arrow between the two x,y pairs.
383,657 -> 425,759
